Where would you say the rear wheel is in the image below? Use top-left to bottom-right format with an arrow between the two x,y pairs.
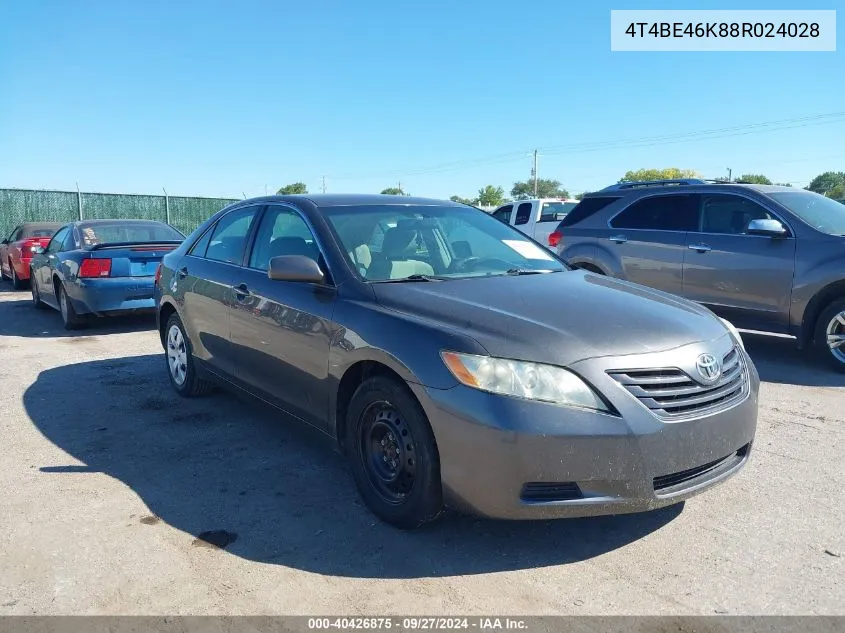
815,298 -> 845,373
165,313 -> 214,397
58,284 -> 85,330
345,375 -> 442,529
10,262 -> 25,289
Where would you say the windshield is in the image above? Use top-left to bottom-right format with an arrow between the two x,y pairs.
768,191 -> 845,236
323,204 -> 567,281
79,222 -> 184,246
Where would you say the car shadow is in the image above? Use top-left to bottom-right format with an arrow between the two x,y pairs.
23,354 -> 683,579
741,331 -> 844,388
0,292 -> 155,339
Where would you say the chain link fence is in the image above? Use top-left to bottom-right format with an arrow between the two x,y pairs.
0,188 -> 239,240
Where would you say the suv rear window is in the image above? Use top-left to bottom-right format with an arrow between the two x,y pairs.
560,197 -> 621,226
610,194 -> 698,231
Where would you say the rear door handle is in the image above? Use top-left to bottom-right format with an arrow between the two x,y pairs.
233,283 -> 251,300
688,243 -> 712,252
177,267 -> 188,279
608,234 -> 627,244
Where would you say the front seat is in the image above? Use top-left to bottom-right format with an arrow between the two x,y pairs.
368,228 -> 434,280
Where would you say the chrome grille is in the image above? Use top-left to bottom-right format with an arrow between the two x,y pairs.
608,347 -> 747,419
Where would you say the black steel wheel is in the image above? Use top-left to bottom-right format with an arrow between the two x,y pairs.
346,375 -> 442,529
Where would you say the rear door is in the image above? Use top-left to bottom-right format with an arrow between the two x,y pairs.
682,192 -> 796,331
228,204 -> 337,429
178,205 -> 262,378
605,194 -> 699,296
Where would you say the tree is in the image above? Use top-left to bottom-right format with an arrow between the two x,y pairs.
738,174 -> 772,185
450,195 -> 477,205
828,183 -> 845,199
619,168 -> 699,182
807,171 -> 845,195
511,178 -> 569,200
380,187 -> 406,195
277,182 -> 307,195
476,185 -> 506,207
575,192 -> 590,200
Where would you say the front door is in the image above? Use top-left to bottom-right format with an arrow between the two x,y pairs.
682,193 -> 796,331
605,193 -> 699,296
228,204 -> 337,429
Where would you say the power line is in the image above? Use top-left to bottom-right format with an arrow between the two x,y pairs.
324,111 -> 845,181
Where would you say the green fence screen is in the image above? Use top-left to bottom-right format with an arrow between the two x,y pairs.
0,188 -> 239,241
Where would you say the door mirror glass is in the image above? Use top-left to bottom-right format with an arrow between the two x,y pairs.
747,218 -> 787,237
268,255 -> 325,284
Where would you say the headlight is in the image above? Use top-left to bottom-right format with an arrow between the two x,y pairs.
719,317 -> 745,350
440,351 -> 609,412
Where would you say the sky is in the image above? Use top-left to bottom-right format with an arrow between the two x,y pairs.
0,0 -> 843,200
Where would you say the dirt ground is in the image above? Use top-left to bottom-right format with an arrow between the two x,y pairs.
0,286 -> 842,615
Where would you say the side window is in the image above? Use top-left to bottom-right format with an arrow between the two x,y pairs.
491,205 -> 513,223
204,207 -> 259,265
62,228 -> 78,251
514,202 -> 533,226
46,227 -> 70,253
560,196 -> 621,227
10,227 -> 23,242
188,226 -> 214,258
610,195 -> 698,231
700,194 -> 774,235
249,207 -> 319,271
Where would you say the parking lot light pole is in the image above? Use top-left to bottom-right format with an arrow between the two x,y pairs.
163,187 -> 170,225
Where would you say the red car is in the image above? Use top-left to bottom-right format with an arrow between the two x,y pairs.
1,222 -> 62,289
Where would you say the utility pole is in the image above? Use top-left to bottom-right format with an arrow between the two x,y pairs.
322,176 -> 326,194
532,150 -> 538,197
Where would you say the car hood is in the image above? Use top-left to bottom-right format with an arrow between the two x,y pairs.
372,271 -> 730,366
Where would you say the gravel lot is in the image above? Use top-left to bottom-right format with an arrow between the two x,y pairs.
0,285 -> 842,615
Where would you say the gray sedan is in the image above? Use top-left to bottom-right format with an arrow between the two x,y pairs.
154,194 -> 758,529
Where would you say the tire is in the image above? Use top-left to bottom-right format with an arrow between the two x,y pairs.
164,313 -> 214,397
31,273 -> 47,309
814,298 -> 845,373
10,264 -> 25,290
58,283 -> 85,330
345,375 -> 442,529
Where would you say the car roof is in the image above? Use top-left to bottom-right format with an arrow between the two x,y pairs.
19,222 -> 62,230
245,193 -> 463,208
73,218 -> 171,225
584,181 -> 799,198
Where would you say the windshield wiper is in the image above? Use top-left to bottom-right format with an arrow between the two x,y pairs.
377,274 -> 446,283
504,268 -> 559,275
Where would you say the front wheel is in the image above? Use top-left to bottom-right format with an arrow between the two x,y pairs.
345,376 -> 443,529
165,313 -> 214,397
815,299 -> 845,373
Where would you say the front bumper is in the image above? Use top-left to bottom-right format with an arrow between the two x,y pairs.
410,335 -> 759,520
66,277 -> 157,316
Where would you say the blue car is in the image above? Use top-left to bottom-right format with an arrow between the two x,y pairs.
29,219 -> 184,329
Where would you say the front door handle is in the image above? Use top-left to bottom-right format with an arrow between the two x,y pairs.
688,243 -> 712,253
608,234 -> 627,244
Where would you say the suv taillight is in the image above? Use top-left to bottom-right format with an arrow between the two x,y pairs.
79,258 -> 112,278
154,263 -> 162,286
548,230 -> 562,248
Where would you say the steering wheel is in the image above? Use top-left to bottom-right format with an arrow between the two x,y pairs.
452,256 -> 515,273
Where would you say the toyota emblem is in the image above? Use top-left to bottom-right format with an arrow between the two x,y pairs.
696,353 -> 722,384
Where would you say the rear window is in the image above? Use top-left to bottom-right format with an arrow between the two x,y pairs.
21,225 -> 60,239
560,197 -> 622,227
539,201 -> 578,223
78,222 -> 184,247
610,194 -> 698,231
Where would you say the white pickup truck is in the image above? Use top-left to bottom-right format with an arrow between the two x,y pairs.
489,198 -> 579,248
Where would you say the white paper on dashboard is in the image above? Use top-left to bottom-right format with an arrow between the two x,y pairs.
502,240 -> 554,261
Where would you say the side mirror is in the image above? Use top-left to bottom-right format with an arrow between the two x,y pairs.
31,245 -> 45,255
1,239 -> 8,245
268,255 -> 326,284
747,218 -> 787,237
